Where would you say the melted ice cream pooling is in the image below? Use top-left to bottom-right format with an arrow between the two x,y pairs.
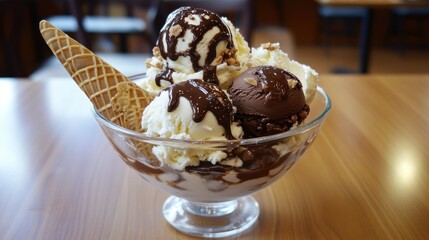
164,79 -> 236,140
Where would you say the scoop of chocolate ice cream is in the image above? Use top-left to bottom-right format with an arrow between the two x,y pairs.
228,66 -> 309,137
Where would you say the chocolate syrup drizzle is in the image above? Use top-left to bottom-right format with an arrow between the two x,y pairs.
164,79 -> 235,140
156,7 -> 234,85
254,66 -> 302,106
155,68 -> 174,86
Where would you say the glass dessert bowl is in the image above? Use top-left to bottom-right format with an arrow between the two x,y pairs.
92,76 -> 331,238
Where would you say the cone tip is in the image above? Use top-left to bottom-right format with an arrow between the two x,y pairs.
39,19 -> 47,30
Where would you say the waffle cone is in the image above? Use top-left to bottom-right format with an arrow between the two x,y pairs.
111,82 -> 152,131
39,20 -> 153,130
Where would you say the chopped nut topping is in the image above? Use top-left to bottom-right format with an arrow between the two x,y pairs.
261,42 -> 279,51
226,48 -> 238,57
145,58 -> 163,69
169,25 -> 182,37
244,77 -> 258,86
223,49 -> 239,66
219,48 -> 240,66
226,58 -> 239,66
152,47 -> 161,57
288,79 -> 298,88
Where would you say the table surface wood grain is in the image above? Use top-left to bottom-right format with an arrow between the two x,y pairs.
1,75 -> 429,239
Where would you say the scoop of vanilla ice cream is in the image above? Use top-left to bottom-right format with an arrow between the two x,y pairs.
249,43 -> 318,103
139,7 -> 250,95
141,80 -> 243,170
142,91 -> 242,140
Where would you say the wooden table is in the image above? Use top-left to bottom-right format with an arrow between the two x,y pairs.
1,75 -> 429,239
315,0 -> 429,73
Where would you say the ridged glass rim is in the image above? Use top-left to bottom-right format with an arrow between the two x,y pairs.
91,74 -> 331,146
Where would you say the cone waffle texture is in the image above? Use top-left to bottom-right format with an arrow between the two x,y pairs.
111,82 -> 152,131
39,20 -> 153,130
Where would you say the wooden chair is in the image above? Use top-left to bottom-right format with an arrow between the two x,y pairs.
388,7 -> 429,56
250,0 -> 295,56
46,0 -> 154,52
31,0 -> 155,81
318,6 -> 369,54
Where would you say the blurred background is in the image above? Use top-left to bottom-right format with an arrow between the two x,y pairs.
1,0 -> 428,78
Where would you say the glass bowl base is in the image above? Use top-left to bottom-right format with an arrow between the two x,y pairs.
163,195 -> 259,238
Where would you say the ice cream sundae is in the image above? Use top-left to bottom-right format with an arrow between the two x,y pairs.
39,6 -> 330,238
